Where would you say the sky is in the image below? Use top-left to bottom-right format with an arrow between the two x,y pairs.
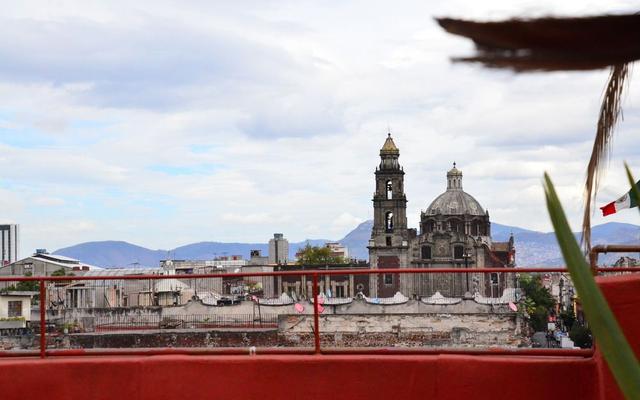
1,0 -> 640,255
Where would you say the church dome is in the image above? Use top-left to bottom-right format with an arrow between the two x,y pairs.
425,163 -> 485,216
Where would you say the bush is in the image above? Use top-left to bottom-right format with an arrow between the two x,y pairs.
570,325 -> 593,348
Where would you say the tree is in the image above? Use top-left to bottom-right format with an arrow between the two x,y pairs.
0,271 -> 39,293
51,268 -> 73,277
570,325 -> 593,349
519,274 -> 556,332
560,309 -> 576,331
296,244 -> 346,265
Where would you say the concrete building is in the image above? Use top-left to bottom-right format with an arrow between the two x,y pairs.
0,291 -> 34,328
0,224 -> 19,266
160,258 -> 246,274
248,250 -> 269,265
325,242 -> 349,260
268,233 -> 289,264
0,251 -> 99,279
275,263 -> 370,299
368,135 -> 515,298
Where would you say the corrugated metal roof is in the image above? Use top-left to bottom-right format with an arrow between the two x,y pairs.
77,268 -> 163,277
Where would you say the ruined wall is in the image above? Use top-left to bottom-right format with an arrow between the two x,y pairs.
279,313 -> 522,348
67,329 -> 278,349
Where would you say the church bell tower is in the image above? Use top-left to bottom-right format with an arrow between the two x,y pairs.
368,133 -> 411,297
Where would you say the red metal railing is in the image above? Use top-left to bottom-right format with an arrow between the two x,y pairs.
1,266 -> 638,359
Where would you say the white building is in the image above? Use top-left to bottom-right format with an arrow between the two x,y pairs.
0,291 -> 34,328
325,242 -> 349,260
0,224 -> 19,266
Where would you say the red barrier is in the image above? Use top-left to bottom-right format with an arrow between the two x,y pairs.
0,274 -> 637,399
594,274 -> 640,400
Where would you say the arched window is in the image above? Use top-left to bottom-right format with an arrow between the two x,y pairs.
385,211 -> 394,232
386,180 -> 393,199
421,246 -> 431,260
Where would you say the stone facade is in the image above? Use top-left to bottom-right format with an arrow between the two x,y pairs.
368,135 -> 516,298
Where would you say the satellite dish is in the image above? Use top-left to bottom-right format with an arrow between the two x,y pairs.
294,303 -> 304,313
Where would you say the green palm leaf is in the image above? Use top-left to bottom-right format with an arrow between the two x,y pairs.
543,172 -> 640,399
624,163 -> 640,217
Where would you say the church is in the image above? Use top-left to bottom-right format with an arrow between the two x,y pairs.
368,134 -> 515,298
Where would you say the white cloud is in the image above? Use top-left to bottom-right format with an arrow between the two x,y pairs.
1,0 -> 639,255
221,212 -> 287,225
332,212 -> 364,230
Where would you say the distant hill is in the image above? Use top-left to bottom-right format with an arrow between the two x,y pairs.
339,220 -> 373,260
55,238 -> 328,268
54,221 -> 640,268
54,241 -> 167,268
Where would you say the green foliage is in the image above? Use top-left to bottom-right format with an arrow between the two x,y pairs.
560,309 -> 576,331
625,162 -> 640,216
0,271 -> 39,294
518,274 -> 555,331
570,324 -> 593,349
51,268 -> 68,277
0,316 -> 25,322
544,172 -> 640,399
296,244 -> 346,265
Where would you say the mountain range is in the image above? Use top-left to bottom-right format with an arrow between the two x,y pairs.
54,221 -> 640,268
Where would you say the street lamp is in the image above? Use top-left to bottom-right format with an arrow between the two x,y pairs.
559,278 -> 564,312
462,251 -> 473,293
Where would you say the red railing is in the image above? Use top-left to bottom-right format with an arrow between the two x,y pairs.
1,266 -> 639,359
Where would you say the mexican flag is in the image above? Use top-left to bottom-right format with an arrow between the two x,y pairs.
600,180 -> 640,216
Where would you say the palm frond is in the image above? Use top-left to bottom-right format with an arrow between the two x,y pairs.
545,172 -> 640,399
436,14 -> 640,71
581,63 -> 629,252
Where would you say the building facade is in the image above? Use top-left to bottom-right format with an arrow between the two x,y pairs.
368,135 -> 515,298
325,242 -> 349,260
268,233 -> 289,264
0,224 -> 19,266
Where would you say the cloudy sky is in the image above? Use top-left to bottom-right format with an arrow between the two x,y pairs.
1,0 -> 639,255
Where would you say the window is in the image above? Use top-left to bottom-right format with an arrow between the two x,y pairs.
8,300 -> 21,317
490,273 -> 499,297
386,180 -> 393,199
425,221 -> 434,233
385,211 -> 394,232
335,285 -> 345,298
421,246 -> 431,259
454,245 -> 464,259
386,236 -> 392,246
384,274 -> 393,285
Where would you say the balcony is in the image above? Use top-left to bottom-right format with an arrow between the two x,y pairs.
0,266 -> 638,400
